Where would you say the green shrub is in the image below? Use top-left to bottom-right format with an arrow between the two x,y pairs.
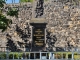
0,53 -> 6,59
68,54 -> 72,58
26,53 -> 29,59
14,53 -> 18,59
9,54 -> 13,59
18,53 -> 23,59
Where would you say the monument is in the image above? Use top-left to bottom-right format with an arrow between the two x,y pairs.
30,0 -> 47,51
30,18 -> 47,51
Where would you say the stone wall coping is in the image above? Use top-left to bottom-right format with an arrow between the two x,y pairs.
30,18 -> 48,23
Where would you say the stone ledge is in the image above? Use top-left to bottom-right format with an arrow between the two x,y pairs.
30,18 -> 48,23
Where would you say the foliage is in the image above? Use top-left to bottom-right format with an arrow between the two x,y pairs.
8,52 -> 21,59
0,53 -> 6,59
18,53 -> 23,59
0,0 -> 5,8
74,54 -> 80,59
20,0 -> 33,2
0,0 -> 18,32
14,53 -> 18,59
9,52 -> 23,59
0,14 -> 12,32
0,52 -> 80,59
7,8 -> 19,18
9,54 -> 13,59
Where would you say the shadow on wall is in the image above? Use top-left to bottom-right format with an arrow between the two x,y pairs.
5,23 -> 31,52
15,25 -> 30,41
6,34 -> 22,52
46,30 -> 65,51
56,47 -> 65,51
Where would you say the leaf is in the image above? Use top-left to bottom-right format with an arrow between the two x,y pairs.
0,0 -> 6,8
2,27 -> 7,32
0,14 -> 12,32
0,23 -> 7,32
0,0 -> 19,32
7,9 -> 19,17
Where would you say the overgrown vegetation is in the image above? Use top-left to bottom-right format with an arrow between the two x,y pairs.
0,53 -> 6,59
0,0 -> 18,32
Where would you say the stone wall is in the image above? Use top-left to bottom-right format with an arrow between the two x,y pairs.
44,1 -> 80,51
0,1 -> 80,51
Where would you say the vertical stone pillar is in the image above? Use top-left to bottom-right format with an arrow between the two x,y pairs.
45,28 -> 46,44
30,26 -> 33,51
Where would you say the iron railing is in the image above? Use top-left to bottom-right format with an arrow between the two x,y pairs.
0,59 -> 76,60
0,52 -> 80,60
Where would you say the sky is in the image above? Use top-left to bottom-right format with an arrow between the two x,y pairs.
6,0 -> 20,3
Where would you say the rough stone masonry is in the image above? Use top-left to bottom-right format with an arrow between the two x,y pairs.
0,0 -> 80,51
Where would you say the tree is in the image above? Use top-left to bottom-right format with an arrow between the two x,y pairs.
0,0 -> 18,32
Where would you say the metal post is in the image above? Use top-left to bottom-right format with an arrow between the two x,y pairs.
40,52 -> 41,59
6,47 -> 9,60
62,53 -> 63,60
29,52 -> 30,59
13,53 -> 14,60
53,53 -> 54,59
72,51 -> 74,60
18,52 -> 19,59
49,52 -> 53,59
66,53 -> 68,59
34,53 -> 35,59
46,52 -> 47,59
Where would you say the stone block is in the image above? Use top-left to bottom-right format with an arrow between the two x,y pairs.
71,17 -> 75,21
64,5 -> 69,11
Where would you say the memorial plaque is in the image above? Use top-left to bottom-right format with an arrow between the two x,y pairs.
30,18 -> 47,51
32,28 -> 45,47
